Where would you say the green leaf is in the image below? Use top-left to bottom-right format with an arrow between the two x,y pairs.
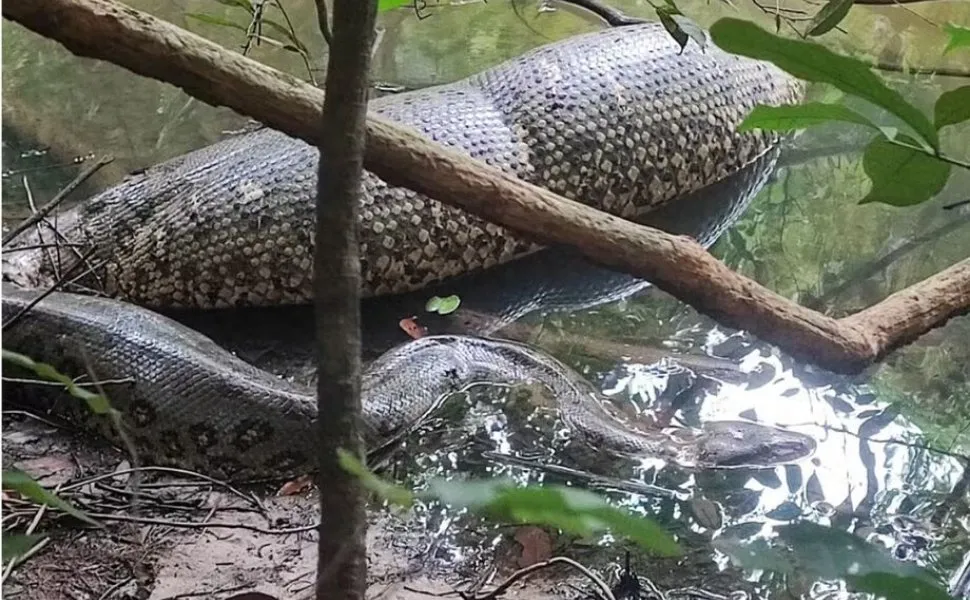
2,349 -> 116,416
185,12 -> 248,32
378,0 -> 412,11
861,136 -> 951,206
944,23 -> 970,54
339,453 -> 681,556
2,469 -> 98,525
424,295 -> 461,315
423,479 -> 681,557
776,523 -> 932,581
656,7 -> 688,52
709,18 -> 939,151
260,18 -> 309,53
337,449 -> 414,508
848,572 -> 952,600
806,0 -> 855,37
1,534 -> 45,562
715,522 -> 942,596
211,0 -> 255,13
934,85 -> 970,130
670,14 -> 707,50
737,102 -> 877,132
653,5 -> 705,52
437,295 -> 460,315
712,536 -> 794,573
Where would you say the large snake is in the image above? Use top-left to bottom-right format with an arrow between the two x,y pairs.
1,23 -> 813,478
2,285 -> 815,479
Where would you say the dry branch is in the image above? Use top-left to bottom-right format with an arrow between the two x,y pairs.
3,0 -> 969,374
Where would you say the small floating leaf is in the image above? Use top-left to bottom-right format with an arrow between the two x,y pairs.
436,295 -> 461,314
424,295 -> 461,315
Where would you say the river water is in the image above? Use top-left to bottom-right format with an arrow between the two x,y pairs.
2,1 -> 969,598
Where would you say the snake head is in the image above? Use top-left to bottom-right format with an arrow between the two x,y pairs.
697,420 -> 817,469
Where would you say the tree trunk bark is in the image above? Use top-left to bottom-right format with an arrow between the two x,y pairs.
312,0 -> 376,598
3,0 -> 969,375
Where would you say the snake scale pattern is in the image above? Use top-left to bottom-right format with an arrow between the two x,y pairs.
2,24 -> 814,478
5,23 -> 801,307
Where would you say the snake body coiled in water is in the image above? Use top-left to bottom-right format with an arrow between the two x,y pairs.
2,23 -> 815,478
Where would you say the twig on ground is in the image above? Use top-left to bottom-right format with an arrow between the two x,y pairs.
96,576 -> 134,600
2,156 -> 112,247
166,583 -> 255,599
1,409 -> 70,430
59,466 -> 262,511
463,556 -> 615,600
86,512 -> 318,535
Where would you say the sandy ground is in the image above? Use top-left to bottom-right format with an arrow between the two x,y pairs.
0,415 -> 615,600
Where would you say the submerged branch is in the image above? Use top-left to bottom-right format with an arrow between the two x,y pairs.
4,0 -> 969,374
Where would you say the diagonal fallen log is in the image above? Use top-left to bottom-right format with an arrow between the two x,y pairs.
3,0 -> 968,374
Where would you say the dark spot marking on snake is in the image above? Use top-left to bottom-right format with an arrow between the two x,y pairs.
231,419 -> 275,452
159,429 -> 183,456
188,423 -> 220,452
130,401 -> 158,428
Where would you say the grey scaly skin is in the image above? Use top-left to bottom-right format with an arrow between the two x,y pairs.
3,23 -> 802,308
1,24 -> 812,478
2,285 -> 816,479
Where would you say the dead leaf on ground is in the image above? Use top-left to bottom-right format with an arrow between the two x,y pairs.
277,474 -> 314,496
15,456 -> 77,488
514,525 -> 553,568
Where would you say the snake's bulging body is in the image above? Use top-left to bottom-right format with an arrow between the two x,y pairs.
2,24 -> 814,478
4,23 -> 800,308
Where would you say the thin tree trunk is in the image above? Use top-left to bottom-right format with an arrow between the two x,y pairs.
313,0 -> 376,598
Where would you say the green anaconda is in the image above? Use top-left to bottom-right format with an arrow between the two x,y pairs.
3,23 -> 801,306
1,24 -> 813,478
2,286 -> 816,479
